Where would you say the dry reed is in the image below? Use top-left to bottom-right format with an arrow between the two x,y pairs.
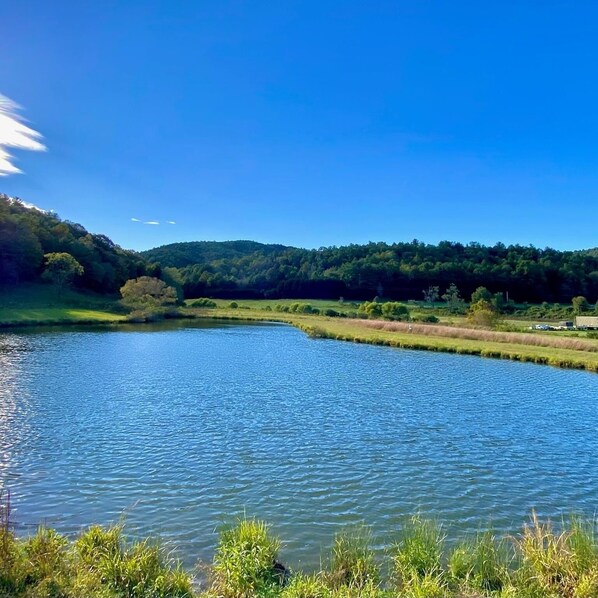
358,320 -> 598,352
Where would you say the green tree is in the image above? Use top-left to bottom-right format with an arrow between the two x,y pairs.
41,252 -> 84,293
471,286 -> 492,304
572,296 -> 589,315
422,285 -> 440,308
120,276 -> 178,313
442,283 -> 466,314
491,292 -> 506,313
0,219 -> 43,283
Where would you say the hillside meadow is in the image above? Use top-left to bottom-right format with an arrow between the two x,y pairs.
0,284 -> 125,326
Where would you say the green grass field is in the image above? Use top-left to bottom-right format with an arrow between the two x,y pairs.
187,297 -> 363,313
0,284 -> 125,325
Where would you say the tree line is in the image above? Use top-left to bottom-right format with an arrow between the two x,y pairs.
143,239 -> 598,303
3,193 -> 597,305
0,195 -> 152,293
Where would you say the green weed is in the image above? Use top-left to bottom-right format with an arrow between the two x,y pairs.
210,517 -> 284,598
327,529 -> 379,590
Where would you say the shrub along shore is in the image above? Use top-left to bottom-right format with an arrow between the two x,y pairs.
3,507 -> 598,598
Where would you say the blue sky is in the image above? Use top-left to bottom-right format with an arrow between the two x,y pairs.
1,1 -> 597,251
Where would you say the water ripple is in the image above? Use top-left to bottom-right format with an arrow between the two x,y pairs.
0,321 -> 597,569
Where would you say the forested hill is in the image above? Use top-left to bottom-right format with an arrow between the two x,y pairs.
144,239 -> 598,303
2,192 -> 596,304
141,240 -> 290,268
0,194 -> 151,293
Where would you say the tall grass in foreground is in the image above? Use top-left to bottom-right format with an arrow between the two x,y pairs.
3,498 -> 598,597
0,488 -> 193,598
327,528 -> 380,590
207,518 -> 284,597
202,514 -> 598,597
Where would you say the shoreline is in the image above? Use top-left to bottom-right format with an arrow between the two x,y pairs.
2,307 -> 596,372
206,311 -> 598,372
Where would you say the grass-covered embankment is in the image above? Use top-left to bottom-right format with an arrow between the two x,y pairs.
185,302 -> 598,372
4,509 -> 598,598
1,288 -> 596,371
0,284 -> 126,327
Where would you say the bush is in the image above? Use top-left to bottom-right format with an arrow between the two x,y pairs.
380,302 -> 410,321
358,302 -> 383,318
413,314 -> 439,323
228,302 -> 239,309
467,300 -> 501,328
190,298 -> 217,308
211,518 -> 284,597
289,303 -> 317,314
126,308 -> 166,323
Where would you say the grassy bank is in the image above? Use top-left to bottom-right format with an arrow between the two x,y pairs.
4,508 -> 598,598
185,305 -> 598,372
0,284 -> 125,326
1,288 -> 596,371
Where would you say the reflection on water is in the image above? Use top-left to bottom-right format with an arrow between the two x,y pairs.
0,335 -> 34,493
0,322 -> 596,569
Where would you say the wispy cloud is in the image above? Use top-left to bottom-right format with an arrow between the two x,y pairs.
0,94 -> 46,176
131,217 -> 176,225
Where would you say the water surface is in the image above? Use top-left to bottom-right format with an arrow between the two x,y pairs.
0,320 -> 597,569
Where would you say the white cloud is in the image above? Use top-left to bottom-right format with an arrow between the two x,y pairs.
0,94 -> 46,176
131,217 -> 176,226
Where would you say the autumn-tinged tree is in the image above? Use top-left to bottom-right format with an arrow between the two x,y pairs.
120,276 -> 178,311
468,299 -> 501,328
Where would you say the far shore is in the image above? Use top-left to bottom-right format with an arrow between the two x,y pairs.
1,290 -> 596,373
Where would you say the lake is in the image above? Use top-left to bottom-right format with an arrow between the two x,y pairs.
0,320 -> 597,570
